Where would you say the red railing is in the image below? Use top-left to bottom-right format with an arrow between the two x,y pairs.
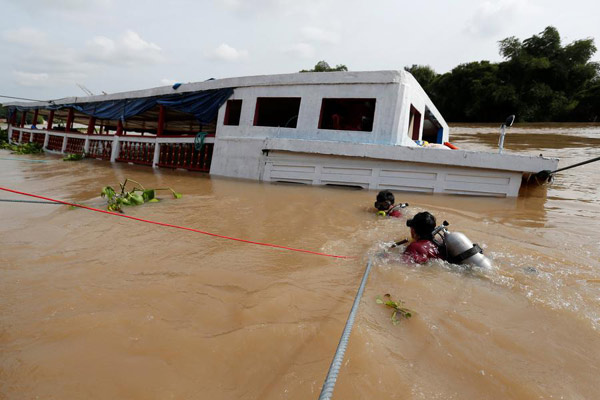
8,129 -> 214,173
65,137 -> 85,154
116,141 -> 155,165
158,143 -> 213,171
46,135 -> 64,151
88,139 -> 112,160
32,132 -> 45,145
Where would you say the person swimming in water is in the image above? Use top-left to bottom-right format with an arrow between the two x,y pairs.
403,211 -> 443,264
374,190 -> 407,218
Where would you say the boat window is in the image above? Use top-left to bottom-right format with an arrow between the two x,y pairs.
254,97 -> 301,128
422,107 -> 443,143
318,99 -> 375,132
408,105 -> 421,140
224,99 -> 242,126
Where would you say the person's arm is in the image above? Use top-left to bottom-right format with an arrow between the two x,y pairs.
390,239 -> 408,248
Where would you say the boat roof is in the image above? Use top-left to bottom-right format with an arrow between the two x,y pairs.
3,70 -> 408,108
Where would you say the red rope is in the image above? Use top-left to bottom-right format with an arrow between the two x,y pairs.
0,186 -> 355,260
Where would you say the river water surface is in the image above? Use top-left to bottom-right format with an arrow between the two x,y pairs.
1,123 -> 600,399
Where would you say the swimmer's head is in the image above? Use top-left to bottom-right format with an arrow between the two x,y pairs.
406,211 -> 437,240
374,190 -> 395,211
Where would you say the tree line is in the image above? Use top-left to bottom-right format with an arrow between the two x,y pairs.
406,26 -> 600,122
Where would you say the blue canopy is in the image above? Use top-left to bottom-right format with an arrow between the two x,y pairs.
6,88 -> 233,124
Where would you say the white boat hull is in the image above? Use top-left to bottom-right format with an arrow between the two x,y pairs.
262,151 -> 524,197
210,137 -> 558,197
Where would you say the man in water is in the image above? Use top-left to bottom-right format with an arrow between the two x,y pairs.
374,190 -> 407,218
403,211 -> 442,264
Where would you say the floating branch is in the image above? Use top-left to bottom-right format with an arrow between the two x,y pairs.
101,178 -> 182,212
0,142 -> 44,154
376,294 -> 412,325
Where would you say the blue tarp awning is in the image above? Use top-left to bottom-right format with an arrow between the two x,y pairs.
6,88 -> 233,124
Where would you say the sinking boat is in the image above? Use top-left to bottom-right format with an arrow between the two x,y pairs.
3,70 -> 557,197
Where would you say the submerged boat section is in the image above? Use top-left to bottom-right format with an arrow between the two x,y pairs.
3,70 -> 558,197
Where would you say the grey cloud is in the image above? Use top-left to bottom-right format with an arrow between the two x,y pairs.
3,27 -> 163,88
464,0 -> 536,37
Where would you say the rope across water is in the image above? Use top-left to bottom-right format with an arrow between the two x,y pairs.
2,185 -> 372,398
0,186 -> 355,260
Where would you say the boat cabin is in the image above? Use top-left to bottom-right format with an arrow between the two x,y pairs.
3,70 -> 557,197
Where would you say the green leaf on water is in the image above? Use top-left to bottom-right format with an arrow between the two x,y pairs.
101,186 -> 116,199
376,294 -> 413,325
100,179 -> 182,211
142,189 -> 155,202
2,142 -> 44,154
128,193 -> 144,205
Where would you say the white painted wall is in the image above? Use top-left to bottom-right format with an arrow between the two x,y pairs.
214,83 -> 401,144
210,137 -> 267,180
211,80 -> 404,179
210,71 -> 450,179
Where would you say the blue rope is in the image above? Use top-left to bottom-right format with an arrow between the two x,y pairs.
318,258 -> 373,400
0,157 -> 50,163
0,198 -> 62,204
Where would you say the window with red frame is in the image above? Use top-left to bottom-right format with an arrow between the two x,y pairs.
318,98 -> 375,132
224,99 -> 242,126
253,97 -> 301,128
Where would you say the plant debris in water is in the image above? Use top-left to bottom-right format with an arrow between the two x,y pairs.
63,153 -> 85,161
101,178 -> 182,213
376,294 -> 412,325
0,141 -> 44,154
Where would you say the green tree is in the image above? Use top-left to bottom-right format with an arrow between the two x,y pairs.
300,61 -> 348,72
497,26 -> 598,121
430,61 -> 515,122
425,26 -> 599,122
573,79 -> 600,121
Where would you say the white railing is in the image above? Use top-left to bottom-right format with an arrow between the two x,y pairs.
7,125 -> 215,169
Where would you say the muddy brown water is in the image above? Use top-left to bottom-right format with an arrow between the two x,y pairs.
1,123 -> 600,399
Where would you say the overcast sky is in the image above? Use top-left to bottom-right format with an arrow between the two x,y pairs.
1,0 -> 599,102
